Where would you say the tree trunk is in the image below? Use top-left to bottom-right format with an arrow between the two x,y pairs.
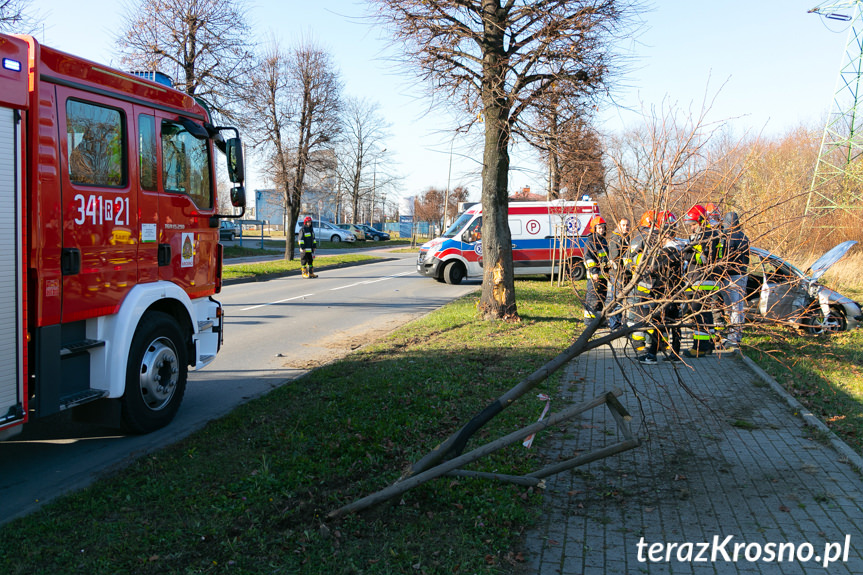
285,181 -> 297,261
477,1 -> 518,321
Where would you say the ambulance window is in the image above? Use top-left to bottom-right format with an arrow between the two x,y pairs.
466,216 -> 482,241
138,114 -> 156,191
509,219 -> 522,236
66,100 -> 125,187
443,212 -> 474,238
161,119 -> 212,208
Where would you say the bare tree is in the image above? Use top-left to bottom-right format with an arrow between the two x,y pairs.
116,0 -> 254,120
443,185 -> 470,228
283,42 -> 342,252
414,185 -> 470,231
0,0 -> 42,33
243,40 -> 295,258
370,0 -> 634,320
244,39 -> 342,258
549,118 -> 606,200
414,187 -> 445,224
336,97 -> 391,224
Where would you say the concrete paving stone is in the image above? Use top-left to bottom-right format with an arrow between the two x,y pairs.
521,339 -> 863,575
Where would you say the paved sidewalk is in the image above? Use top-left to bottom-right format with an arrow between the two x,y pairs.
522,339 -> 863,574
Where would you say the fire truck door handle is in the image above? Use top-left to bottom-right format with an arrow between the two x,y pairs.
158,243 -> 172,267
61,248 -> 81,276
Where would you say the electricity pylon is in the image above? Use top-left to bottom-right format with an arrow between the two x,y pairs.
806,1 -> 863,219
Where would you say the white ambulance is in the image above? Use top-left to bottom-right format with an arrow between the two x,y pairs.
416,199 -> 600,284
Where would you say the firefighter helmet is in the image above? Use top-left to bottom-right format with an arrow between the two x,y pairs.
683,204 -> 707,224
637,210 -> 655,228
656,211 -> 677,228
303,216 -> 312,224
588,216 -> 606,234
704,202 -> 721,226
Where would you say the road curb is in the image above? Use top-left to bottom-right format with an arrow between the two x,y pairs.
739,352 -> 863,475
222,257 -> 398,286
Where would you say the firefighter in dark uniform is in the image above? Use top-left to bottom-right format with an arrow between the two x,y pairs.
299,216 -> 317,278
651,211 -> 685,362
605,218 -> 631,330
583,216 -> 609,327
626,211 -> 660,363
681,204 -> 721,357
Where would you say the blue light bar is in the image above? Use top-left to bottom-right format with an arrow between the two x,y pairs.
2,58 -> 21,72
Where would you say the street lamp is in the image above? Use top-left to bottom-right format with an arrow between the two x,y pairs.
444,133 -> 456,231
371,148 -> 386,226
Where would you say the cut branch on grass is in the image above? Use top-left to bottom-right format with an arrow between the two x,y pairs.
329,388 -> 636,519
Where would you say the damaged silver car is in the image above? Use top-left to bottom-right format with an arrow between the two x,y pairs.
744,241 -> 862,334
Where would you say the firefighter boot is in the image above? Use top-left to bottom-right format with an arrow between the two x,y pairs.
309,267 -> 318,278
302,266 -> 309,278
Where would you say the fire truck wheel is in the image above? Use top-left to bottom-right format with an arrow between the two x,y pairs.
121,312 -> 188,434
443,261 -> 465,285
568,260 -> 586,282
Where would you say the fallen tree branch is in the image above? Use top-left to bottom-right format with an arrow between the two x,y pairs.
403,318 -> 634,478
328,389 -> 624,519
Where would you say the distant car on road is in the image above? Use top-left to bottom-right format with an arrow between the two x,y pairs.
219,220 -> 240,241
294,219 -> 356,243
744,241 -> 861,334
357,224 -> 390,241
336,223 -> 367,241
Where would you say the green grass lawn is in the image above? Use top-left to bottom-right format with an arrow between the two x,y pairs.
0,280 -> 584,575
744,326 -> 863,452
223,253 -> 380,280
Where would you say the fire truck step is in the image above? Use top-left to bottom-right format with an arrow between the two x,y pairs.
198,320 -> 214,331
60,339 -> 106,357
199,354 -> 215,363
60,389 -> 109,410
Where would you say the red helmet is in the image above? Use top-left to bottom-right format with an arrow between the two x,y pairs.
656,211 -> 677,228
303,216 -> 312,224
587,216 -> 606,234
704,202 -> 721,226
637,210 -> 655,228
683,204 -> 707,224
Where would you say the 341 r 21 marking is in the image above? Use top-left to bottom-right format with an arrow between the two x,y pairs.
72,194 -> 130,226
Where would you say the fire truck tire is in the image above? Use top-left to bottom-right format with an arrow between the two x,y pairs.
121,311 -> 188,434
568,259 -> 586,282
443,261 -> 465,285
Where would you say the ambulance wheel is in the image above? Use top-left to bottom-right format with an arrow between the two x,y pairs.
443,261 -> 466,285
121,311 -> 188,434
568,260 -> 586,282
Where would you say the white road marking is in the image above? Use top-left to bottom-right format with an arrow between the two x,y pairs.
238,271 -> 415,310
242,294 -> 314,311
328,270 -> 415,291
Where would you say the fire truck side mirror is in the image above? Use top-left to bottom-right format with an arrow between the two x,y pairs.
230,186 -> 246,209
226,138 -> 245,183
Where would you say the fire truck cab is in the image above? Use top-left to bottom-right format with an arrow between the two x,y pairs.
0,34 -> 246,439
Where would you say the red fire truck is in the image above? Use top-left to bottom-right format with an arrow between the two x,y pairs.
0,33 -> 246,439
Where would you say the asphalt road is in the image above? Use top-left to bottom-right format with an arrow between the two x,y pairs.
0,250 -> 477,525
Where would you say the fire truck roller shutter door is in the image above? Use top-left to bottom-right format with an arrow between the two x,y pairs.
0,106 -> 22,427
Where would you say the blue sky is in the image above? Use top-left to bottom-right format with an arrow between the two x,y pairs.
32,0 -> 851,204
